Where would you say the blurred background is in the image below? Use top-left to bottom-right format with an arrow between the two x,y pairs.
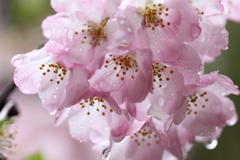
0,0 -> 240,160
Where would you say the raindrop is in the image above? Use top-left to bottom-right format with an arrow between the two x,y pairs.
205,139 -> 218,150
89,130 -> 102,143
36,82 -> 40,89
43,29 -> 52,38
101,147 -> 111,160
41,98 -> 46,103
62,37 -> 67,46
191,24 -> 200,38
67,29 -> 74,40
223,46 -> 228,50
49,109 -> 57,115
157,96 -> 164,106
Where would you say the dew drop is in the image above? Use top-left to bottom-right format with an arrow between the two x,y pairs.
79,47 -> 83,51
49,109 -> 57,115
205,139 -> 218,150
191,24 -> 200,38
41,98 -> 46,103
223,46 -> 228,50
157,96 -> 164,106
89,130 -> 102,143
101,147 -> 111,160
62,37 -> 67,46
36,82 -> 40,89
112,83 -> 117,87
67,29 -> 74,40
43,29 -> 52,38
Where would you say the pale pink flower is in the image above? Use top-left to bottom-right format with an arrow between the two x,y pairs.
42,0 -> 123,74
119,0 -> 200,64
62,90 -> 136,143
11,48 -> 89,115
182,72 -> 239,136
90,48 -> 153,104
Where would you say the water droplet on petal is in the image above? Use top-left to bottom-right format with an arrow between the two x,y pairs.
67,29 -> 74,40
56,86 -> 59,90
157,96 -> 164,106
79,47 -> 83,51
223,46 -> 228,50
205,139 -> 218,150
191,24 -> 200,38
49,109 -> 57,115
112,83 -> 117,87
43,29 -> 52,38
53,94 -> 57,99
62,37 -> 68,46
89,130 -> 102,143
101,147 -> 111,160
41,98 -> 46,103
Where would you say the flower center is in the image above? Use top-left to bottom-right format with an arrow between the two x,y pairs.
75,17 -> 110,46
104,52 -> 138,81
130,126 -> 160,146
79,97 -> 114,116
151,63 -> 174,90
187,91 -> 208,115
139,3 -> 171,30
39,61 -> 67,84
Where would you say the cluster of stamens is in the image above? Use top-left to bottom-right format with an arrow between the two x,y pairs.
140,3 -> 171,30
187,91 -> 208,115
0,120 -> 17,159
104,53 -> 138,81
152,63 -> 174,90
75,17 -> 109,46
39,62 -> 67,84
130,127 -> 160,146
79,97 -> 113,116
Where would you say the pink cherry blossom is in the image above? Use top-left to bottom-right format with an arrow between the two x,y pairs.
90,48 -> 153,104
182,72 -> 239,136
11,48 -> 90,115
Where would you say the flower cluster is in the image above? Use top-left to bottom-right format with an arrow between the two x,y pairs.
11,0 -> 240,159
